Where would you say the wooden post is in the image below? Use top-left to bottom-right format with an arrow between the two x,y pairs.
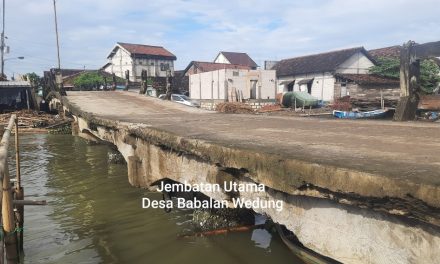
14,118 -> 24,252
14,120 -> 20,189
123,70 -> 129,91
394,41 -> 420,121
112,73 -> 117,91
0,116 -> 19,263
14,187 -> 23,252
140,70 -> 147,95
2,162 -> 19,263
380,89 -> 384,109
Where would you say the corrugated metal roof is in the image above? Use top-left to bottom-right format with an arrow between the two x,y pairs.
0,81 -> 31,88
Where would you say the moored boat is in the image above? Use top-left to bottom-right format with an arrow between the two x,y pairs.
333,109 -> 389,119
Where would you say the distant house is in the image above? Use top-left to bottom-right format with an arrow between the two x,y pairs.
214,52 -> 258,69
273,47 -> 377,102
183,61 -> 251,76
104,42 -> 177,82
0,81 -> 35,112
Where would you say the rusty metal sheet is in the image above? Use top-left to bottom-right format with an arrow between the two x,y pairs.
418,95 -> 440,110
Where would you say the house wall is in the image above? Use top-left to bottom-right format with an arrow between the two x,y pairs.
105,46 -> 175,82
336,52 -> 375,74
189,69 -> 276,101
334,82 -> 400,106
277,72 -> 335,101
214,53 -> 230,64
133,58 -> 174,81
105,48 -> 133,81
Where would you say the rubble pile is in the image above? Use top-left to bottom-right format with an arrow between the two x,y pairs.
0,110 -> 60,128
257,104 -> 282,113
215,102 -> 254,114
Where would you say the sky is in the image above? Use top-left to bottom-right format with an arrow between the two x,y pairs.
3,0 -> 440,77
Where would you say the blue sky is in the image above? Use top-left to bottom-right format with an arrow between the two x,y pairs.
3,0 -> 440,77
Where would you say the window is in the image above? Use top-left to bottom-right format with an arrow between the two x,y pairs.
139,60 -> 143,65
340,83 -> 348,97
172,95 -> 183,101
160,63 -> 170,71
233,71 -> 239,76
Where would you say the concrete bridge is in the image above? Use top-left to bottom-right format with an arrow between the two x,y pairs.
62,91 -> 440,264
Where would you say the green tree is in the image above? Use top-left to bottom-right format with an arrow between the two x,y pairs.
369,57 -> 440,94
73,72 -> 105,90
420,59 -> 440,93
25,72 -> 42,86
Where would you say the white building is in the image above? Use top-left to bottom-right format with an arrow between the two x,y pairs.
103,42 -> 176,82
273,47 -> 376,102
189,69 -> 276,110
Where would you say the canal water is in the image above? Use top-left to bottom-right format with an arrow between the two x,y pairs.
12,134 -> 302,264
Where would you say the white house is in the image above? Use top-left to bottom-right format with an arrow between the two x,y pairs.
189,69 -> 276,110
103,42 -> 176,82
272,47 -> 376,102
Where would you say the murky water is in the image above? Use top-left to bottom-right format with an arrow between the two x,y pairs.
11,134 -> 302,264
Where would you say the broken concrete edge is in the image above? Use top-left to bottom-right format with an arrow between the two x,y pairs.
61,97 -> 440,224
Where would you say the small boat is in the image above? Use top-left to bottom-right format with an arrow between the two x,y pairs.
333,109 -> 389,119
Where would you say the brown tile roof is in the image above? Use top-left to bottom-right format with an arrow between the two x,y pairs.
369,45 -> 440,67
218,52 -> 258,68
109,42 -> 176,60
368,45 -> 401,59
184,61 -> 251,75
336,74 -> 400,85
273,47 -> 374,77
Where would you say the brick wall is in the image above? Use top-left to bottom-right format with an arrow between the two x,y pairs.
198,99 -> 276,111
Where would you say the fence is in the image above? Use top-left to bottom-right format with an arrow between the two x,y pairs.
0,115 -> 46,264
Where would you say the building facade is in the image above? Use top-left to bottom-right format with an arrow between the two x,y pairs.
104,42 -> 176,82
189,69 -> 276,110
273,47 -> 376,102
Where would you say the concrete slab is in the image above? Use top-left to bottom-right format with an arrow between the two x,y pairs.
64,91 -> 440,210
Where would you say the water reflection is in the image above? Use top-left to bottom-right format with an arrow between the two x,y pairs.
15,134 -> 301,264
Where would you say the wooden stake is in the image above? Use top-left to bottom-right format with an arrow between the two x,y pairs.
0,115 -> 19,263
2,163 -> 19,263
14,187 -> 23,252
14,119 -> 20,189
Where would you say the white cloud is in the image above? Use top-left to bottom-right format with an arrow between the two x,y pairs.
3,0 -> 440,76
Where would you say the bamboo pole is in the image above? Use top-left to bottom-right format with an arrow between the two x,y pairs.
13,118 -> 24,252
0,115 -> 19,263
14,119 -> 20,189
2,162 -> 18,263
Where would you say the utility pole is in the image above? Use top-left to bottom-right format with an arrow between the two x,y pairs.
52,0 -> 65,95
1,0 -> 6,79
53,0 -> 61,69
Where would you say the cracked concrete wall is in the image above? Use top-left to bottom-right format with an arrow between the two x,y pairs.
71,117 -> 440,264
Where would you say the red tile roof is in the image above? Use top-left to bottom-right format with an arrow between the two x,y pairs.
110,42 -> 176,60
184,61 -> 251,75
336,74 -> 400,85
368,46 -> 401,59
218,52 -> 258,68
